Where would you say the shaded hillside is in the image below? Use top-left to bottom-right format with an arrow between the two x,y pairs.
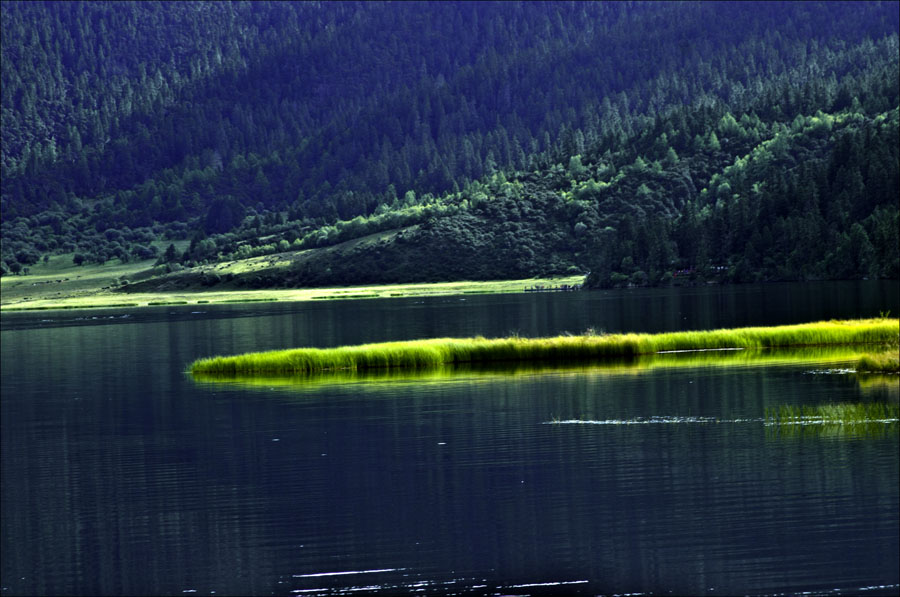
271,107 -> 900,288
1,1 -> 898,287
123,101 -> 899,292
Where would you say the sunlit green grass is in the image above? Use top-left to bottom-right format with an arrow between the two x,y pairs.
190,318 -> 899,376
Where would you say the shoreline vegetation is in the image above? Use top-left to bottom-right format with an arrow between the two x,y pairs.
189,318 -> 899,376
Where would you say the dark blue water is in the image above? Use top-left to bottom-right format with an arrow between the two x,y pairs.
2,281 -> 898,596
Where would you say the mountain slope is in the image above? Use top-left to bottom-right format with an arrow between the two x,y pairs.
1,1 -> 898,287
122,101 -> 899,292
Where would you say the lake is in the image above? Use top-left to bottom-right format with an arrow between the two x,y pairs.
1,281 -> 898,596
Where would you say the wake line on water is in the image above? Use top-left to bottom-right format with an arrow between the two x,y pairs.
760,582 -> 900,596
292,568 -> 403,578
545,416 -> 764,425
545,417 -> 899,426
507,580 -> 590,588
764,418 -> 899,426
283,568 -> 899,597
288,575 -> 592,595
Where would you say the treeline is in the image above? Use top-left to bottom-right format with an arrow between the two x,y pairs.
583,107 -> 900,286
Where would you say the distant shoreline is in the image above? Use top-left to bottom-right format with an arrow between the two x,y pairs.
0,274 -> 586,312
3,253 -> 896,313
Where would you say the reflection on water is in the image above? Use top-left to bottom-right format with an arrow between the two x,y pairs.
765,421 -> 899,439
2,282 -> 898,596
547,403 -> 898,438
858,373 -> 900,398
763,401 -> 899,438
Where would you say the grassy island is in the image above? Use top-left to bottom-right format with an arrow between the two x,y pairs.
189,318 -> 899,376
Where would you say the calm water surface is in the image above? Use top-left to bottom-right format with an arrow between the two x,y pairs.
2,282 -> 898,596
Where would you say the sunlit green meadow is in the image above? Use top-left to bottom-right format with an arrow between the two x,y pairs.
1,254 -> 583,311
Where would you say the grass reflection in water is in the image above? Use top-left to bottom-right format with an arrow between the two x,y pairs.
765,402 -> 899,437
857,350 -> 900,373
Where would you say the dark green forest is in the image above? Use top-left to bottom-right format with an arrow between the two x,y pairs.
1,1 -> 898,287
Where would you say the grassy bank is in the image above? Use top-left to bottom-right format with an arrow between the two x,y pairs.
190,318 -> 899,376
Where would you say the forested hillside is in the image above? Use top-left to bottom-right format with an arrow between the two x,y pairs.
1,1 -> 898,287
